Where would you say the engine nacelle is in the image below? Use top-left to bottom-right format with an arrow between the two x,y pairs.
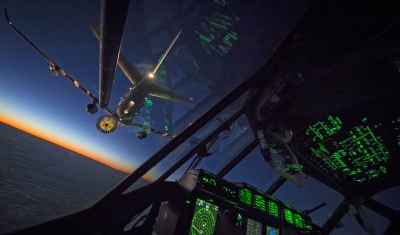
86,103 -> 98,114
137,131 -> 147,140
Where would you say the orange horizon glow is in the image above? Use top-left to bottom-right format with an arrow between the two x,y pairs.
0,114 -> 157,183
0,115 -> 130,172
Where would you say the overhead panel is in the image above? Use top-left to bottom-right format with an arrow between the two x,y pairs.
293,99 -> 400,196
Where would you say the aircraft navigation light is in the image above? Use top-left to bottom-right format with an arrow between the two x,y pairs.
148,73 -> 154,78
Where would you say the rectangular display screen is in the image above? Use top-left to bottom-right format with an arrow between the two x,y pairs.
190,198 -> 219,235
253,194 -> 266,212
266,225 -> 280,235
247,218 -> 262,235
294,214 -> 304,228
268,201 -> 279,218
284,209 -> 294,225
240,188 -> 252,205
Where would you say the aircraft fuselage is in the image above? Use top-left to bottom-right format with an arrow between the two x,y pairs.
115,75 -> 152,122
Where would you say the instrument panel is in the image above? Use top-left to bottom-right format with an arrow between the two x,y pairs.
291,97 -> 400,196
190,199 -> 219,235
152,169 -> 323,235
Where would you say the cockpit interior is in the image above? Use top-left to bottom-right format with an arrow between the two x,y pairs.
1,0 -> 400,234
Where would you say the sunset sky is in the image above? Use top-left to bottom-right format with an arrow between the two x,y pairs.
0,1 -> 182,182
0,0 -> 308,182
0,0 -> 236,183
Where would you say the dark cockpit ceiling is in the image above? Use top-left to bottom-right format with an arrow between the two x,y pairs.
255,0 -> 400,198
237,1 -> 400,233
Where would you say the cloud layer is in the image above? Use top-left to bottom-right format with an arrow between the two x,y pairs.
0,123 -> 128,234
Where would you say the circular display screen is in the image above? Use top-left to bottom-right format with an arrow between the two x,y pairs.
190,199 -> 218,235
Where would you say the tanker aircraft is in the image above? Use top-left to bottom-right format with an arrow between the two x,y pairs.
4,8 -> 189,139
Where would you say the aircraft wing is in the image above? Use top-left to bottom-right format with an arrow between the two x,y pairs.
89,22 -> 196,105
126,121 -> 203,144
126,121 -> 175,138
4,9 -> 114,116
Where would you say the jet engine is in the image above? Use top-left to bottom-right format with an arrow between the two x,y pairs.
136,131 -> 147,139
86,103 -> 98,114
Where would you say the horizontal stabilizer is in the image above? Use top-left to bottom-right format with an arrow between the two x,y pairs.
149,84 -> 196,105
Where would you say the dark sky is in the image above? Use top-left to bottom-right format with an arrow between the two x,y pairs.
0,1 -> 136,172
0,0 -> 196,178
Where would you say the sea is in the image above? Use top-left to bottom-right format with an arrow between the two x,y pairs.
0,122 -> 128,234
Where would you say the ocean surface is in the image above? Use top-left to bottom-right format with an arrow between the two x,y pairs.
0,122 -> 128,234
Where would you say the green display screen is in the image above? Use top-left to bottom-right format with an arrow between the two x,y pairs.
294,214 -> 304,228
284,209 -> 294,224
190,198 -> 219,235
240,188 -> 252,205
253,194 -> 266,212
268,201 -> 279,218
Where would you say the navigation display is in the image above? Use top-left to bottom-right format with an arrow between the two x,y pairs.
190,198 -> 219,235
247,218 -> 262,235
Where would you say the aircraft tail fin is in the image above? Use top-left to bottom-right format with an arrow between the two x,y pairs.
89,21 -> 196,105
4,8 -> 11,24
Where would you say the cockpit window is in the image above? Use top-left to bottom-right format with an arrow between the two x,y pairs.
138,92 -> 247,184
372,186 -> 400,211
272,177 -> 344,227
223,148 -> 280,191
330,206 -> 389,235
195,115 -> 254,175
